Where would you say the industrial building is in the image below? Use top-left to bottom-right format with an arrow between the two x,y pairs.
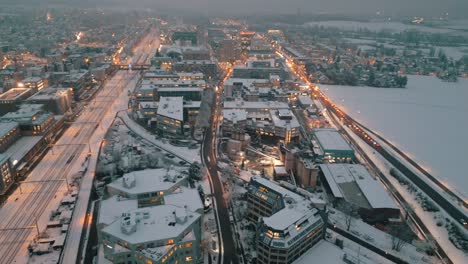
312,128 -> 355,162
319,164 -> 400,223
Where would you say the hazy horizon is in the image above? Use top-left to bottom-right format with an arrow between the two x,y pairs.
2,0 -> 468,18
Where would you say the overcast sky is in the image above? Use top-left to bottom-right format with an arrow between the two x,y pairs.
97,0 -> 468,17
6,0 -> 468,18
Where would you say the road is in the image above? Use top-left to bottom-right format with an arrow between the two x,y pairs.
202,68 -> 238,264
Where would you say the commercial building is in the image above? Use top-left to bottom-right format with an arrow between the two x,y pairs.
240,31 -> 256,52
98,167 -> 203,264
0,104 -> 55,136
0,155 -> 13,195
319,164 -> 400,223
172,60 -> 218,80
222,101 -> 300,143
0,121 -> 20,153
156,97 -> 185,136
22,77 -> 46,92
172,31 -> 198,46
312,128 -> 355,162
26,87 -> 73,115
0,88 -> 33,114
246,176 -> 326,264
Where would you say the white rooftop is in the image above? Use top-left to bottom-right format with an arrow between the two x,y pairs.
107,167 -> 187,196
27,87 -> 70,101
314,128 -> 353,151
157,97 -> 184,121
270,110 -> 300,129
101,204 -> 201,245
319,164 -> 399,210
224,100 -> 289,110
298,95 -> 314,106
222,109 -> 247,123
293,241 -> 345,264
0,121 -> 18,138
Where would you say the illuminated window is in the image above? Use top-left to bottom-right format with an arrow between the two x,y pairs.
185,242 -> 192,248
186,256 -> 193,261
167,239 -> 174,245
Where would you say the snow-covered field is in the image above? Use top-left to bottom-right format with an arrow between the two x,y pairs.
305,20 -> 461,34
320,75 -> 468,200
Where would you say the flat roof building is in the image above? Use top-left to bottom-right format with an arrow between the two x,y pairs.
312,128 -> 355,162
98,166 -> 203,264
156,97 -> 185,136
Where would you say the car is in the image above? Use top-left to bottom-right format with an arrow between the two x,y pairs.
178,160 -> 187,165
165,154 -> 175,159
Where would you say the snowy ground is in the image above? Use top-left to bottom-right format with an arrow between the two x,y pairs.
118,112 -> 201,163
328,208 -> 437,264
305,20 -> 465,35
320,75 -> 468,200
344,124 -> 468,263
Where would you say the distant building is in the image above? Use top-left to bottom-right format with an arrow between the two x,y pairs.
26,87 -> 73,115
0,88 -> 33,114
172,31 -> 198,46
22,77 -> 46,92
240,31 -> 255,52
172,60 -> 218,80
217,39 -> 242,62
0,104 -> 55,136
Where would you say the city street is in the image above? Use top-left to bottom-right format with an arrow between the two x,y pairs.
202,67 -> 238,264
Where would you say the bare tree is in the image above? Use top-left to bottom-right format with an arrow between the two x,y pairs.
388,224 -> 415,252
338,202 -> 358,231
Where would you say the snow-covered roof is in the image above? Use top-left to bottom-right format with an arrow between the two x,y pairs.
298,95 -> 314,106
2,136 -> 42,164
101,204 -> 201,245
0,88 -> 31,100
0,121 -> 18,138
98,196 -> 138,226
293,241 -> 345,264
27,87 -> 71,101
164,188 -> 204,213
141,79 -> 206,88
223,109 -> 247,123
223,100 -> 289,110
319,164 -> 398,210
314,128 -> 353,151
157,97 -> 184,121
107,167 -> 187,196
270,110 -> 300,129
224,77 -> 270,87
139,101 -> 159,109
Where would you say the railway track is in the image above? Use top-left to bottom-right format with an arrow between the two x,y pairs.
0,71 -> 137,263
